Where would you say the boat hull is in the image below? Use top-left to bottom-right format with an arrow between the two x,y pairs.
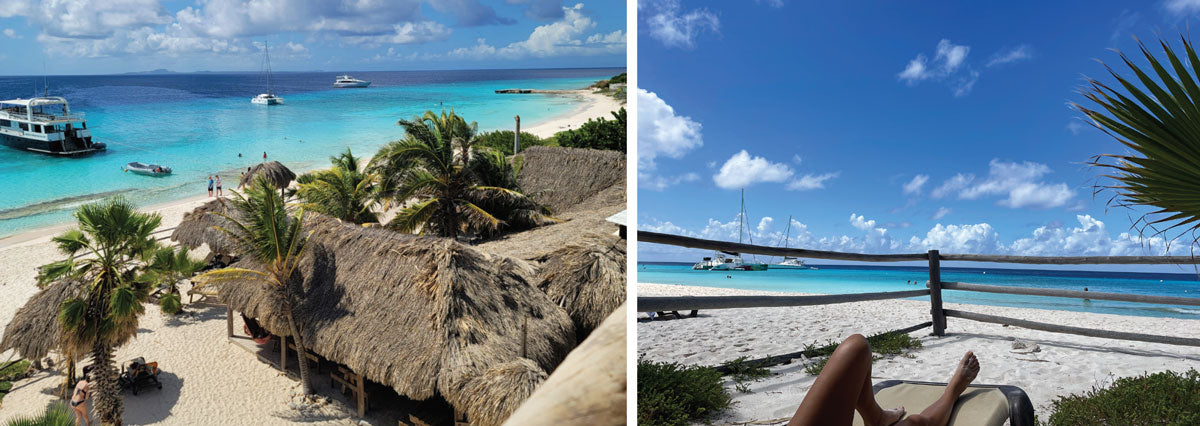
0,133 -> 105,156
769,264 -> 809,270
334,82 -> 370,88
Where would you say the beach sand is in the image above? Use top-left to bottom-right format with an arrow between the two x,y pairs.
637,283 -> 1200,424
524,90 -> 624,139
0,91 -> 621,424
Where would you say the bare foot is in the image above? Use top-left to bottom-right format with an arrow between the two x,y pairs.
878,407 -> 906,426
948,351 -> 980,394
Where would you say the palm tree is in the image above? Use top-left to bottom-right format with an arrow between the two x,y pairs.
40,197 -> 161,426
4,402 -> 74,426
193,176 -> 315,394
295,147 -> 378,224
369,109 -> 543,238
1075,36 -> 1200,245
141,246 -> 206,314
467,148 -> 555,238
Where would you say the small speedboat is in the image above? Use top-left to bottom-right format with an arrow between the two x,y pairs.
125,162 -> 171,176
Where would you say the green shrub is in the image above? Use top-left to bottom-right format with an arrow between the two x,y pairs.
0,360 -> 30,381
638,357 -> 732,426
475,130 -> 547,156
720,356 -> 772,393
803,332 -> 922,376
1043,369 -> 1200,425
553,108 -> 625,152
160,292 -> 182,315
4,402 -> 75,426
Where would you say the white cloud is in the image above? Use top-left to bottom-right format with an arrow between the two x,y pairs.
792,154 -> 803,164
786,172 -> 839,191
343,21 -> 452,45
931,173 -> 974,199
713,150 -> 794,189
986,45 -> 1032,67
641,0 -> 718,49
909,223 -> 1001,254
3,28 -> 19,38
932,206 -> 952,220
444,4 -> 624,59
903,174 -> 929,195
1165,0 -> 1200,15
929,160 -> 1076,209
641,172 -> 700,191
1067,121 -> 1083,135
849,213 -> 877,231
638,88 -> 704,190
757,0 -> 784,8
32,0 -> 170,39
898,39 -> 981,96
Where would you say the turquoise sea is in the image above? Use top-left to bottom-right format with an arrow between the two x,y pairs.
639,262 -> 1200,319
0,68 -> 622,237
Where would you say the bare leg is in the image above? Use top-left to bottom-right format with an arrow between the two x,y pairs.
898,352 -> 979,426
789,334 -> 904,426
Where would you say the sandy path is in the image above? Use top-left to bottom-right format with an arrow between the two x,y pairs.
637,283 -> 1200,424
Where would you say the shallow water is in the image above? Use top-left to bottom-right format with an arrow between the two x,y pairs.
0,68 -> 622,236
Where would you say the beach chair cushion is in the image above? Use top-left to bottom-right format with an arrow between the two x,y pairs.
851,381 -> 1034,426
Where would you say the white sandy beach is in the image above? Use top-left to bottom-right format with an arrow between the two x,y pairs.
0,91 -> 622,424
638,283 -> 1200,425
523,90 -> 623,138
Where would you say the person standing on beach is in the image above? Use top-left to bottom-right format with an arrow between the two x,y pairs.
215,176 -> 223,197
207,176 -> 214,197
71,365 -> 94,426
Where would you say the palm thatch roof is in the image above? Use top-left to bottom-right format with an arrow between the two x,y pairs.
534,233 -> 625,339
503,303 -> 626,426
216,214 -> 575,425
170,198 -> 239,256
0,280 -> 82,361
240,161 -> 297,189
516,146 -> 625,214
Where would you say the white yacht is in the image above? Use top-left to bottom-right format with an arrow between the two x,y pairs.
252,42 -> 283,105
0,97 -> 106,156
333,75 -> 370,88
772,257 -> 808,269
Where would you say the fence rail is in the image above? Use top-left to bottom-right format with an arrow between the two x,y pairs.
638,231 -> 1200,355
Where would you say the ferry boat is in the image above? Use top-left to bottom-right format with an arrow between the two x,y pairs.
252,43 -> 283,105
0,97 -> 106,156
333,75 -> 370,88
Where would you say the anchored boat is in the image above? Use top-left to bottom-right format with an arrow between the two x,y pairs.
333,75 -> 370,88
0,97 -> 106,156
251,42 -> 283,105
125,162 -> 172,176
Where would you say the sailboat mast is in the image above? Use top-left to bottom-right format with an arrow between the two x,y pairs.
738,189 -> 744,244
784,214 -> 792,248
265,42 -> 274,95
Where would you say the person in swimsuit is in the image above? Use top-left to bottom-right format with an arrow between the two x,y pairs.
71,365 -> 94,426
207,175 -> 214,197
215,176 -> 223,197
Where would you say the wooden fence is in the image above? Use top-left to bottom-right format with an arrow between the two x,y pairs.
638,230 -> 1200,351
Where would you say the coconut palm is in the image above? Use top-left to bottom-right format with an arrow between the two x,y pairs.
141,246 -> 206,314
1075,36 -> 1200,244
4,402 -> 75,426
295,147 -> 378,224
193,176 -> 315,394
467,148 -> 554,238
39,197 -> 161,426
369,109 -> 545,238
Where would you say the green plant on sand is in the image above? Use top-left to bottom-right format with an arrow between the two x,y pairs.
803,331 -> 922,376
638,357 -> 732,426
4,402 -> 75,426
1042,369 -> 1200,425
141,246 -> 206,315
0,360 -> 32,404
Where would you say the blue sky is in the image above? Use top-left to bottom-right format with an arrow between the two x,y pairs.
637,0 -> 1200,271
0,0 -> 625,75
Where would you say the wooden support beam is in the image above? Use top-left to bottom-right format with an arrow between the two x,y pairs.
941,282 -> 1200,306
938,253 -> 1200,264
356,370 -> 366,418
226,307 -> 233,338
945,309 -> 1200,347
636,289 -> 930,312
928,250 -> 945,337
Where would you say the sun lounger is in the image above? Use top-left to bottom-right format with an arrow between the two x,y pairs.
851,380 -> 1034,426
187,283 -> 220,305
119,357 -> 163,395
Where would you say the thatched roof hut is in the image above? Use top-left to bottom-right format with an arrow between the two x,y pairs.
534,233 -> 626,339
503,303 -> 626,426
216,214 -> 576,425
170,198 -> 239,256
240,161 -> 296,189
0,280 -> 82,361
516,146 -> 624,214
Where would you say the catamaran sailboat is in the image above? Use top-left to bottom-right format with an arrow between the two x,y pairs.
252,43 -> 283,105
0,96 -> 106,156
333,75 -> 370,88
771,214 -> 811,270
694,189 -> 768,271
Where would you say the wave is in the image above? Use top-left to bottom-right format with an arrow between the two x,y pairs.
0,189 -> 132,220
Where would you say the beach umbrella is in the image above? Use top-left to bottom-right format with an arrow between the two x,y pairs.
0,280 -> 82,361
240,161 -> 297,194
503,303 -> 627,426
213,213 -> 576,425
534,233 -> 626,340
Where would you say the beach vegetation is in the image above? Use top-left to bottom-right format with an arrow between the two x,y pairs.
1076,36 -> 1200,245
475,130 -> 550,156
720,356 -> 773,393
43,197 -> 161,425
552,108 -> 626,152
0,360 -> 31,404
141,246 -> 205,315
467,149 -> 556,238
370,109 -> 548,239
295,147 -> 379,225
638,357 -> 732,426
1042,368 -> 1200,425
802,332 -> 923,375
3,402 -> 74,426
192,177 -> 317,396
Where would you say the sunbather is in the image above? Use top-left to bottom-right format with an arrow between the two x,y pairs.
788,334 -> 979,426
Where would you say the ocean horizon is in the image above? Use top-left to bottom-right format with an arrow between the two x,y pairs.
0,67 -> 623,237
638,261 -> 1200,319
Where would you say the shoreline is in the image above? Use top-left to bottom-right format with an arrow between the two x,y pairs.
0,89 -> 623,250
637,283 -> 1200,422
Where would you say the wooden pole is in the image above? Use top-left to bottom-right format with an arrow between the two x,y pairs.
514,115 -> 521,154
281,334 -> 287,372
356,371 -> 366,417
945,309 -> 1200,347
928,250 -> 946,336
636,289 -> 930,312
226,307 -> 234,338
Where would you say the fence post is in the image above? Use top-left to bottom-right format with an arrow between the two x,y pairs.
928,249 -> 946,336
